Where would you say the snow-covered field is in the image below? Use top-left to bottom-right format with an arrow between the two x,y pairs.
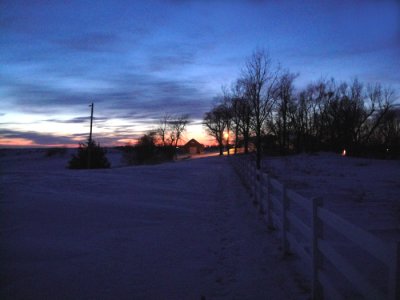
0,149 -> 307,300
261,153 -> 400,241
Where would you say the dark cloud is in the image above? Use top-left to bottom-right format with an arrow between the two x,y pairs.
3,73 -> 211,123
0,129 -> 76,145
0,128 -> 145,147
3,67 -> 212,119
147,53 -> 195,71
6,85 -> 95,113
284,37 -> 400,60
55,32 -> 119,53
44,116 -> 109,124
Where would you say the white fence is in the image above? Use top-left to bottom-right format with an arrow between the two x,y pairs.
231,156 -> 400,300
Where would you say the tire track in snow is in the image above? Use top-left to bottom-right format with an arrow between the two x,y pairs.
205,157 -> 309,300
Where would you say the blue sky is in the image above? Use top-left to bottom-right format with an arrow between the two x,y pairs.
1,0 -> 399,146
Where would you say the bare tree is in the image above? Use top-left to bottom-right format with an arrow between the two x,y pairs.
292,85 -> 317,152
361,84 -> 394,145
221,88 -> 233,155
273,71 -> 297,154
293,79 -> 395,155
157,113 -> 171,146
203,105 -> 226,155
231,79 -> 253,154
156,114 -> 189,147
170,114 -> 189,147
241,49 -> 280,168
230,96 -> 241,154
374,105 -> 400,157
203,48 -> 399,159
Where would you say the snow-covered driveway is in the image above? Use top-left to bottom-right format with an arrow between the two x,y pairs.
1,154 -> 305,299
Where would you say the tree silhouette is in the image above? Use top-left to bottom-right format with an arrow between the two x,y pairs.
203,48 -> 399,159
68,139 -> 110,169
203,105 -> 226,155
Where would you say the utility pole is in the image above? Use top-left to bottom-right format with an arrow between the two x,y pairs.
89,102 -> 94,143
88,102 -> 94,169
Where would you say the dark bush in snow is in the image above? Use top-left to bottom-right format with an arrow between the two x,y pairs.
135,134 -> 157,163
68,140 -> 110,169
121,145 -> 137,165
157,145 -> 176,161
121,134 -> 176,165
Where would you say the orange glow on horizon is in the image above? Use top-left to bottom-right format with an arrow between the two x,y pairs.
0,138 -> 36,147
0,135 -> 219,148
0,138 -> 79,148
0,124 -> 217,148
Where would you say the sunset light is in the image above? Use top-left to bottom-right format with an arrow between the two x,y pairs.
1,1 -> 400,299
1,1 -> 399,148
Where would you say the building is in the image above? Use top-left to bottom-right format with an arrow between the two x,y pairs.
182,139 -> 204,154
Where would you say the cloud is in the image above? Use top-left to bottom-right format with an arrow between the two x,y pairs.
0,129 -> 77,145
280,36 -> 399,62
147,53 -> 195,71
44,116 -> 109,124
55,32 -> 119,53
0,128 -> 145,147
2,66 -> 212,119
3,82 -> 96,113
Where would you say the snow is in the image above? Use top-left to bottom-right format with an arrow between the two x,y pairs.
261,152 -> 400,241
0,149 -> 307,300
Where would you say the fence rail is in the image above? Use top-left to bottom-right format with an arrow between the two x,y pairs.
231,156 -> 400,300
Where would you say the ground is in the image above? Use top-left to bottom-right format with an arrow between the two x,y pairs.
261,152 -> 400,241
0,149 -> 307,300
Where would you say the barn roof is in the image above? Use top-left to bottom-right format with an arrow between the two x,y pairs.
184,139 -> 204,147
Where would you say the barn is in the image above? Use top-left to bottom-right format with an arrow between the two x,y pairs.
182,139 -> 204,154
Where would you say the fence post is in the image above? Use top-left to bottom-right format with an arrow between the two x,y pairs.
311,197 -> 323,300
281,184 -> 289,255
389,241 -> 400,300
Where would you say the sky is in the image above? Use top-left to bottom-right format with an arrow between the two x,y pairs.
1,0 -> 399,147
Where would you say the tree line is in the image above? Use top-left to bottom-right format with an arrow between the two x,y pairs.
69,113 -> 190,168
118,114 -> 190,165
204,49 -> 400,167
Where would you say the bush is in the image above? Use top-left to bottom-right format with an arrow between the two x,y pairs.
157,146 -> 176,161
135,134 -> 156,163
120,145 -> 136,165
120,135 -> 176,165
68,140 -> 110,169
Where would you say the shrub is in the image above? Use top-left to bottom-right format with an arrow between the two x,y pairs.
135,134 -> 157,164
68,140 -> 110,169
121,145 -> 136,165
157,145 -> 176,161
121,135 -> 176,165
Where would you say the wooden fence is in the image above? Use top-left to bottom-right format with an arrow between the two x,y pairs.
231,156 -> 400,300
